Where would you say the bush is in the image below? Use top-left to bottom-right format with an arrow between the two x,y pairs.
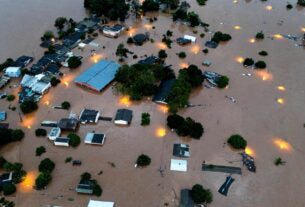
36,146 -> 46,156
65,157 -> 72,163
127,37 -> 134,44
158,50 -> 167,59
136,154 -> 151,167
187,11 -> 201,27
167,114 -> 185,129
274,157 -> 285,166
216,76 -> 229,89
35,172 -> 52,190
258,51 -> 268,56
68,133 -> 81,147
142,0 -> 160,12
202,49 -> 209,54
212,31 -> 232,43
243,58 -> 254,67
255,61 -> 267,69
190,184 -> 213,204
2,184 -> 16,196
286,3 -> 293,9
92,181 -> 102,196
81,172 -> 91,181
141,113 -> 150,126
20,100 -> 38,114
227,134 -> 247,149
178,52 -> 186,59
11,129 -> 24,141
61,101 -> 71,110
35,128 -> 47,137
68,56 -> 82,69
255,31 -> 264,39
6,95 -> 15,102
197,0 -> 208,6
43,31 -> 54,40
39,158 -> 55,173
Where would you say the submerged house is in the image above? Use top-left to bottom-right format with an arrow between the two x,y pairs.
48,127 -> 61,141
74,60 -> 120,92
0,76 -> 10,89
138,56 -> 160,65
79,109 -> 100,124
58,118 -> 79,131
133,33 -> 148,45
76,180 -> 94,194
152,78 -> 176,104
20,74 -> 51,95
87,200 -> 115,207
54,137 -> 70,147
85,132 -> 106,145
173,143 -> 190,158
12,56 -> 34,68
102,24 -> 125,38
0,172 -> 13,186
4,67 -> 21,78
114,109 -> 133,125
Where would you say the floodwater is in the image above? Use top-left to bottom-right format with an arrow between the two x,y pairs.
1,0 -> 305,207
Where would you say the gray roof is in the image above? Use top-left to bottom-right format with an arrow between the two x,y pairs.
76,180 -> 94,194
85,133 -> 105,145
173,144 -> 190,158
152,78 -> 176,104
55,137 -> 70,143
58,118 -> 79,131
74,60 -> 120,92
180,189 -> 194,207
115,109 -> 133,123
79,109 -> 99,123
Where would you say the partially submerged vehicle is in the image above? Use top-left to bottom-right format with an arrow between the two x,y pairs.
241,152 -> 256,172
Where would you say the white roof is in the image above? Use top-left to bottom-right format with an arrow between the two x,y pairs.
184,35 -> 196,43
78,42 -> 87,48
170,159 -> 187,172
5,67 -> 21,73
88,200 -> 114,207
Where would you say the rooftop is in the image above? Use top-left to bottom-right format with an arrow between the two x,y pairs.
152,78 -> 176,104
79,109 -> 100,124
85,132 -> 105,145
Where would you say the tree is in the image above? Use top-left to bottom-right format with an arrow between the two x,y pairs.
61,101 -> 71,110
68,133 -> 81,147
142,0 -> 160,12
255,61 -> 267,69
6,95 -> 15,102
93,183 -> 102,196
187,12 -> 200,27
35,172 -> 52,190
255,31 -> 264,39
20,100 -> 38,114
141,113 -> 150,126
43,31 -> 54,40
136,154 -> 151,167
186,65 -> 204,87
11,129 -> 24,141
298,0 -> 305,6
167,114 -> 185,129
173,8 -> 187,21
227,134 -> 247,149
158,50 -> 167,59
258,51 -> 268,56
160,0 -> 180,9
188,120 -> 204,139
35,128 -> 47,137
68,56 -> 82,69
243,58 -> 254,67
50,77 -> 61,86
274,157 -> 285,166
39,158 -> 55,173
190,184 -> 213,204
54,17 -> 67,30
81,172 -> 91,181
216,76 -> 229,89
211,31 -> 232,43
36,146 -> 46,156
197,0 -> 207,6
116,44 -> 129,60
178,52 -> 186,58
2,184 -> 16,196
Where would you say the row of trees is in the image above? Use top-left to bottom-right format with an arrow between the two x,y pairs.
167,114 -> 204,139
35,158 -> 55,190
114,63 -> 175,100
167,65 -> 204,113
173,9 -> 201,27
243,58 -> 267,69
0,128 -> 24,146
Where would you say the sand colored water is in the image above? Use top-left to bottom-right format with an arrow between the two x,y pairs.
1,0 -> 305,206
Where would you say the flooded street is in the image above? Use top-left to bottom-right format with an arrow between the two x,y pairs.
1,0 -> 305,206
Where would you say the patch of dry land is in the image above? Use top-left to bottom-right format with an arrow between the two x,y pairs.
1,0 -> 305,206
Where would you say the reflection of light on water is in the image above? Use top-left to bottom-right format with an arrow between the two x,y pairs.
191,45 -> 200,55
301,27 -> 305,32
273,138 -> 292,152
233,0 -> 238,3
245,146 -> 255,157
62,73 -> 76,87
44,101 -> 50,106
249,38 -> 256,43
256,70 -> 273,81
273,34 -> 283,39
19,171 -> 38,193
143,24 -> 153,30
277,86 -> 286,91
119,96 -> 131,107
156,127 -> 166,138
235,56 -> 244,63
156,42 -> 167,50
277,98 -> 284,104
234,25 -> 241,30
179,62 -> 189,69
157,105 -> 169,114
21,116 -> 35,129
128,27 -> 137,37
265,5 -> 273,11
90,53 -> 103,63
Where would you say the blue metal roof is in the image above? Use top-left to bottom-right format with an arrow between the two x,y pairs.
74,60 -> 120,91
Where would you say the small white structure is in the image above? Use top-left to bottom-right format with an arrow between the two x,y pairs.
20,74 -> 51,94
85,132 -> 106,145
54,137 -> 70,147
184,35 -> 196,43
48,127 -> 61,141
87,200 -> 115,207
78,42 -> 87,49
4,67 -> 21,78
170,159 -> 187,172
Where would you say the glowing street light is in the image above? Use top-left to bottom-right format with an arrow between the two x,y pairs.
277,86 -> 286,91
235,56 -> 244,63
273,138 -> 292,152
156,127 -> 166,138
249,38 -> 256,43
234,25 -> 241,30
265,5 -> 273,11
277,98 -> 284,104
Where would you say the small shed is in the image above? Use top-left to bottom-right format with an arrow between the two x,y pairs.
87,200 -> 115,207
114,109 -> 133,125
54,137 -> 70,147
48,127 -> 61,141
0,111 -> 7,121
79,109 -> 100,124
85,132 -> 106,145
170,159 -> 187,172
4,67 -> 21,78
183,35 -> 196,43
173,144 -> 190,158
0,172 -> 13,186
76,180 -> 94,194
